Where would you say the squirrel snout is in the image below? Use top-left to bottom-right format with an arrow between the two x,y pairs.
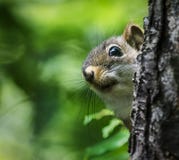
83,66 -> 95,82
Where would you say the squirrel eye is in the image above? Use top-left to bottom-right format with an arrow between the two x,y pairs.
109,46 -> 123,57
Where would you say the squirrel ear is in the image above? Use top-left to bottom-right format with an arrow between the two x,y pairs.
123,24 -> 144,50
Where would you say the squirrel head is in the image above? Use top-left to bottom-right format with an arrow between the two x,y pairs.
82,24 -> 144,120
82,24 -> 144,91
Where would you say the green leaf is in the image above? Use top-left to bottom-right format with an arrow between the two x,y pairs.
84,127 -> 129,159
102,119 -> 123,138
83,109 -> 114,125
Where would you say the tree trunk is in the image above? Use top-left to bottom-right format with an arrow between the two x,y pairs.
129,0 -> 179,159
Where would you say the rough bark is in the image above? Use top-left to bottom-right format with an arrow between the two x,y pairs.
129,0 -> 179,159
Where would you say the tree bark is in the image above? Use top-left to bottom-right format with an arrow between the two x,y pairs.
129,0 -> 179,159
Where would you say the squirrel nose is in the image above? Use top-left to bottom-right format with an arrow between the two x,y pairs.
83,67 -> 95,82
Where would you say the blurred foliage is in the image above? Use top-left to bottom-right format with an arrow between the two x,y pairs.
0,0 -> 147,160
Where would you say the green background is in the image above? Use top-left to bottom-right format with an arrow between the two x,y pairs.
0,0 -> 147,160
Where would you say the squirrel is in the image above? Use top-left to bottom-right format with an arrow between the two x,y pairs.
82,24 -> 179,158
82,24 -> 144,128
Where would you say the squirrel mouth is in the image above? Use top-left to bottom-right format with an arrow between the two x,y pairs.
92,80 -> 118,91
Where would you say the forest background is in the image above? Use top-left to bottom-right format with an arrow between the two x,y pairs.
0,0 -> 147,160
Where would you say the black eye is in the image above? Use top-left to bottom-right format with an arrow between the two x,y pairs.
109,46 -> 123,57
